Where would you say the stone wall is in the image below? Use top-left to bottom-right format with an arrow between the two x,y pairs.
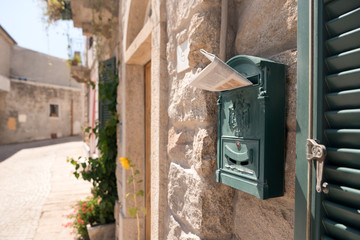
0,79 -> 82,144
114,0 -> 298,239
231,0 -> 297,239
166,0 -> 235,239
166,0 -> 297,239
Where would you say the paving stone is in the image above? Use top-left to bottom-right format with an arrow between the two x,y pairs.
0,137 -> 92,240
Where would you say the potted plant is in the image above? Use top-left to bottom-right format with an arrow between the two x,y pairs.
64,194 -> 115,240
67,52 -> 82,67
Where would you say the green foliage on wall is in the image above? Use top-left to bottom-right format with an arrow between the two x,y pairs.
69,66 -> 118,224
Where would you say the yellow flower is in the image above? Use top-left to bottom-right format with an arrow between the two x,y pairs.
119,157 -> 130,170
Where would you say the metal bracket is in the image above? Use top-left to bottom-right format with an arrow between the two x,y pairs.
306,139 -> 327,193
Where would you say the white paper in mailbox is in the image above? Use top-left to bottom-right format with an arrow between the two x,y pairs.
189,49 -> 253,91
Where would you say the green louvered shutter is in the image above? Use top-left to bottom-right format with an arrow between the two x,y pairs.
99,57 -> 116,127
318,1 -> 360,239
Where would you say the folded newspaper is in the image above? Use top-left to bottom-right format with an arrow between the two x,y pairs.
189,49 -> 253,91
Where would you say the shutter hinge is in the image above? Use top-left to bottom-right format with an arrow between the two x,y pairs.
306,139 -> 327,193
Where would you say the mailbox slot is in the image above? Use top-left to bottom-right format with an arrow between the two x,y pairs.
215,55 -> 286,200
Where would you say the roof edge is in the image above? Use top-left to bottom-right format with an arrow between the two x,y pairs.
0,25 -> 17,45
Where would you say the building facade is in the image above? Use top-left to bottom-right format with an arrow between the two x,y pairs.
72,0 -> 360,239
0,26 -> 86,144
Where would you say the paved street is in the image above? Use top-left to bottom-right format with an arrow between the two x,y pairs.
0,137 -> 92,240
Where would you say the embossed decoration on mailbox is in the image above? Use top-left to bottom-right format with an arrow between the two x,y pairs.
215,55 -> 286,199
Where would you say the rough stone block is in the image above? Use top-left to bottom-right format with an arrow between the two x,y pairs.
235,0 -> 297,57
167,0 -> 220,33
233,191 -> 294,240
189,127 -> 217,177
284,131 -> 296,198
168,71 -> 218,124
168,127 -> 194,166
167,216 -> 201,240
187,9 -> 221,69
167,163 -> 234,239
168,163 -> 202,232
268,49 -> 297,132
168,126 -> 217,177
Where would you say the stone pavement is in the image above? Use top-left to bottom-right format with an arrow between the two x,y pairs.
0,137 -> 92,240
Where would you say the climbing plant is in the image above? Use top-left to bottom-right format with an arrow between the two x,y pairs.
68,65 -> 118,224
44,0 -> 120,232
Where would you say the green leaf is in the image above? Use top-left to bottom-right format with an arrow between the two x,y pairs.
128,207 -> 138,218
137,180 -> 143,184
134,170 -> 140,175
70,159 -> 76,165
74,172 -> 80,179
127,176 -> 133,184
81,163 -> 87,169
136,190 -> 144,197
90,81 -> 96,89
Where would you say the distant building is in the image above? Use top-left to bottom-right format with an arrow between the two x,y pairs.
0,25 -> 87,144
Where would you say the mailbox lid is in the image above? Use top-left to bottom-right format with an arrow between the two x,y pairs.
226,55 -> 277,84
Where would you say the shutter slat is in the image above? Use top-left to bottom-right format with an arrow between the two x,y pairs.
326,89 -> 360,109
325,8 -> 360,37
324,1 -> 360,19
326,184 -> 360,209
322,201 -> 360,229
327,148 -> 360,169
325,48 -> 360,74
98,57 -> 116,127
326,68 -> 360,92
322,218 -> 360,240
326,109 -> 360,128
320,2 -> 360,239
326,28 -> 360,55
325,129 -> 360,148
324,165 -> 360,189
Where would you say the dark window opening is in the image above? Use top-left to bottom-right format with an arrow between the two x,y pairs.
89,37 -> 93,49
50,104 -> 59,117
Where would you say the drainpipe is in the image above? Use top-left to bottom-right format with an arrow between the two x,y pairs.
219,0 -> 228,61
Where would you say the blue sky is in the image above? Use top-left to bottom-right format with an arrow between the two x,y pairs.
0,0 -> 84,59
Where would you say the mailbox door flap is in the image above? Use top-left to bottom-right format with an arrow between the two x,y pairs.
221,138 -> 259,180
224,143 -> 251,163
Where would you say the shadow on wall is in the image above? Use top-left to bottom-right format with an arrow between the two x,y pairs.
0,136 -> 82,163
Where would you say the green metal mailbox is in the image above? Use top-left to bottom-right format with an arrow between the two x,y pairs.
215,55 -> 286,199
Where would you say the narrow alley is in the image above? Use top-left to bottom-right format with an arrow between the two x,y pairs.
0,137 -> 92,240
